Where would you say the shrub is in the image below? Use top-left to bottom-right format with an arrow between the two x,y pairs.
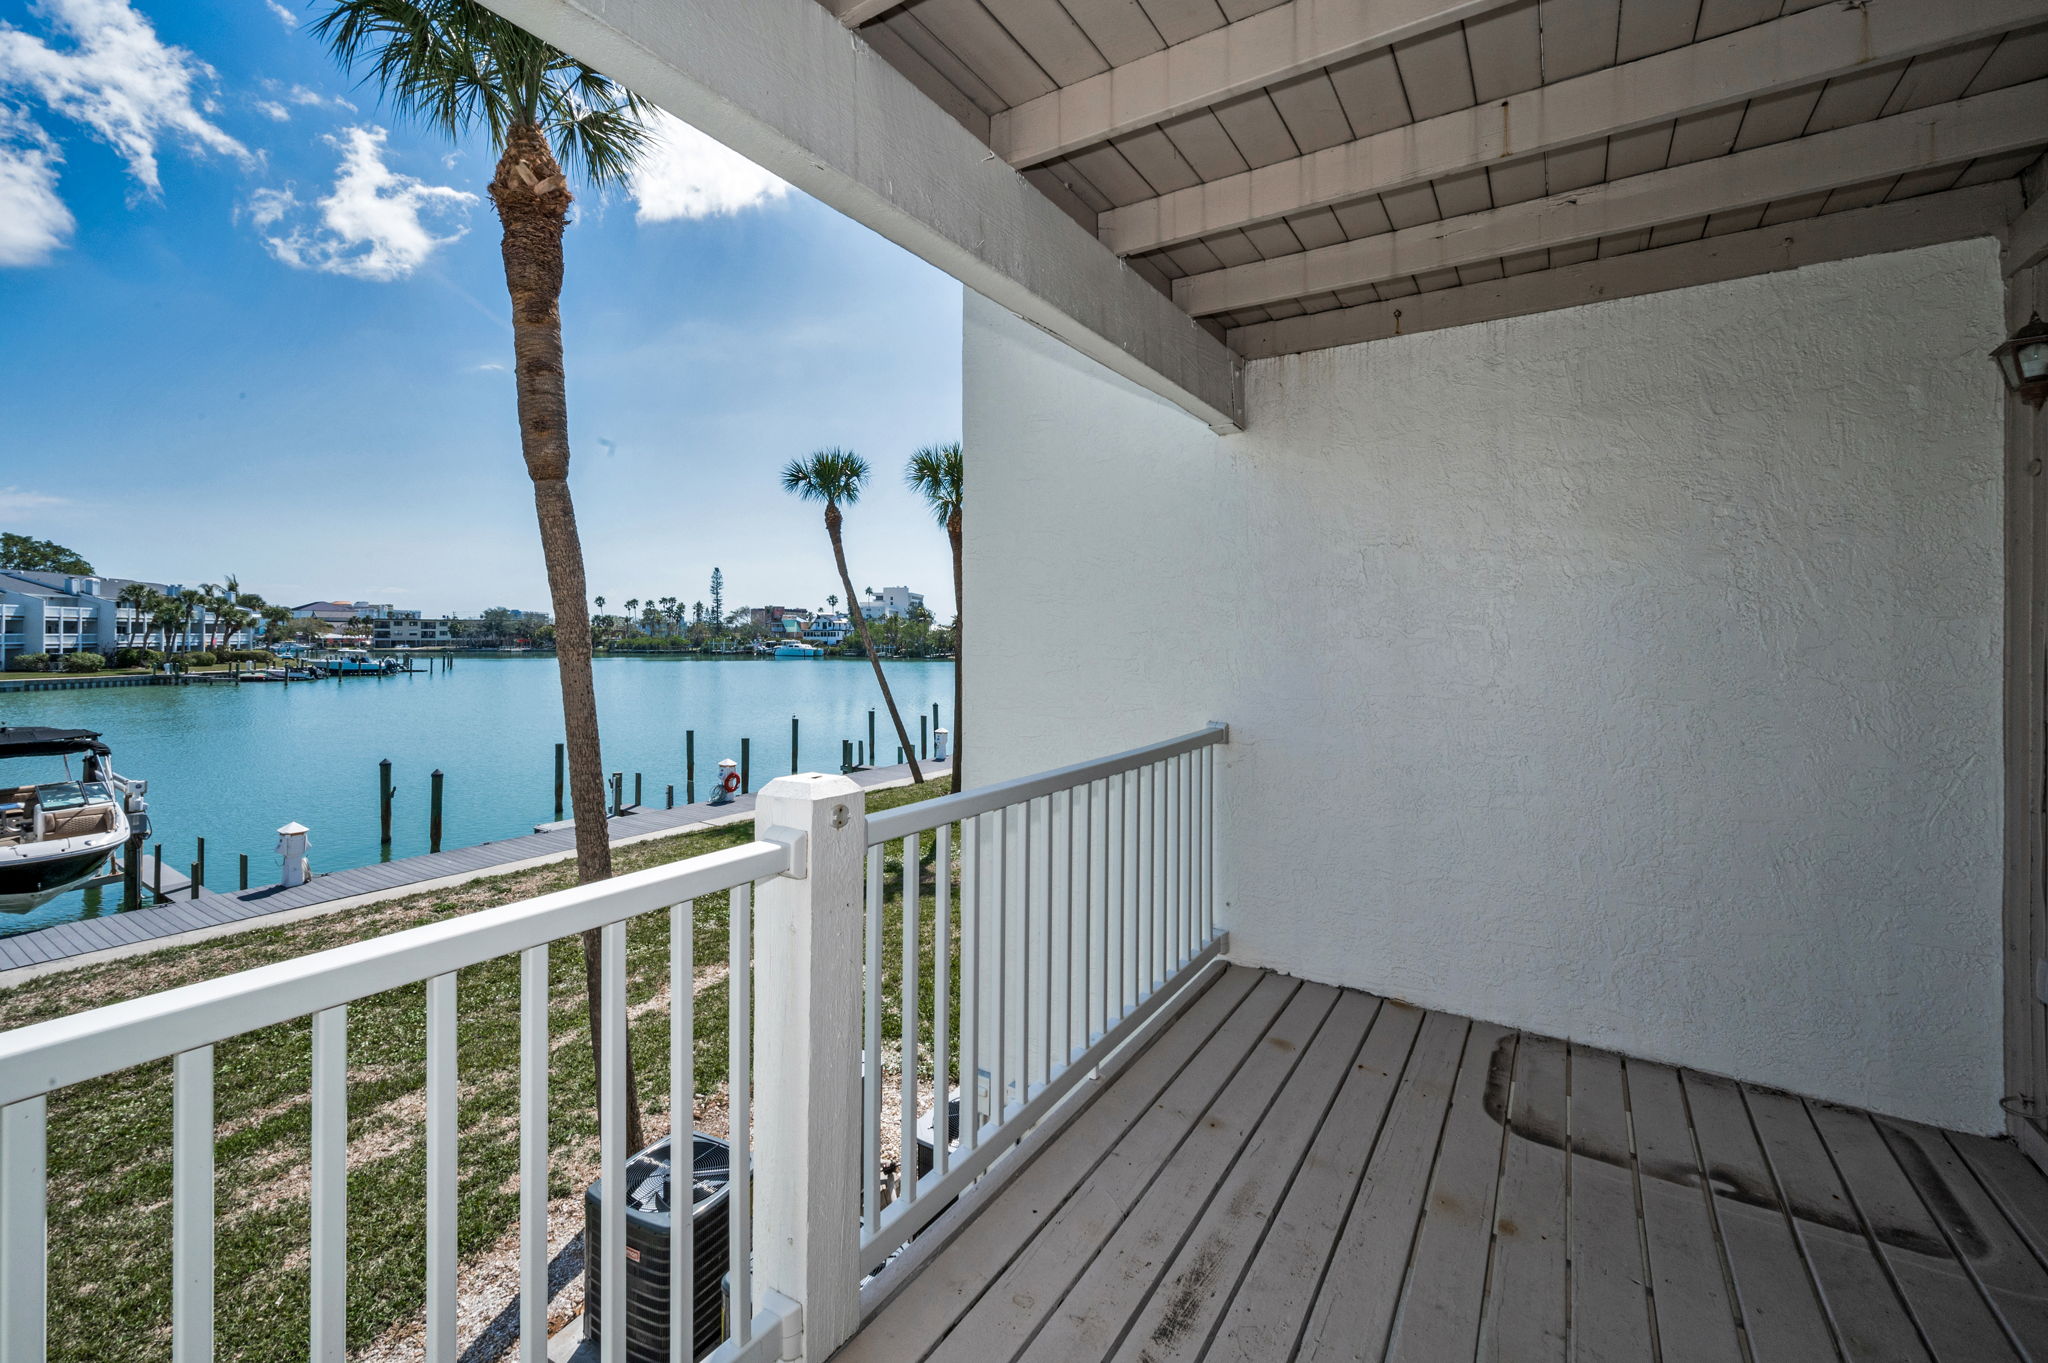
220,648 -> 278,664
113,647 -> 164,669
173,650 -> 217,669
61,652 -> 105,673
5,653 -> 52,673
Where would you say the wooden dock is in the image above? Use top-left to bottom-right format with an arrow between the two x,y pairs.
0,759 -> 946,976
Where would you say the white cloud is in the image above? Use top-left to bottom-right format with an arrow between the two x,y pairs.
0,105 -> 71,265
472,361 -> 506,371
253,98 -> 288,121
629,110 -> 789,223
0,486 -> 72,516
0,0 -> 248,196
251,125 -> 476,281
263,0 -> 297,28
288,83 -> 352,112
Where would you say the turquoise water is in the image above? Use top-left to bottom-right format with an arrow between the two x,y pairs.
0,655 -> 953,940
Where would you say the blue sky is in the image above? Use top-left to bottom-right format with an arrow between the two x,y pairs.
0,0 -> 963,618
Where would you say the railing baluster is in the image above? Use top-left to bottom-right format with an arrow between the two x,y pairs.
173,1046 -> 214,1363
670,901 -> 694,1360
599,923 -> 628,1363
0,1096 -> 47,1363
310,1005 -> 347,1363
729,883 -> 753,1346
1174,753 -> 1187,969
1154,760 -> 1168,989
1062,788 -> 1076,1068
933,823 -> 952,1179
862,846 -> 882,1230
1018,799 -> 1033,1101
1205,744 -> 1216,940
518,946 -> 548,1363
1117,771 -> 1132,1022
427,972 -> 458,1363
960,815 -> 980,1149
992,807 -> 1008,1125
900,834 -> 919,1207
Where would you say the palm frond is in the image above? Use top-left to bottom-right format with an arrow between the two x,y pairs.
311,0 -> 649,184
905,441 -> 963,527
782,447 -> 870,506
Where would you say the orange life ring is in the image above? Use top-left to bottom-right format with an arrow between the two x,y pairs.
721,771 -> 741,794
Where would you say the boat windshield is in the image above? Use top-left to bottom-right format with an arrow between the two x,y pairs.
34,782 -> 111,811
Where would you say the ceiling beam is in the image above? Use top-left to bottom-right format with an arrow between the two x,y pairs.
478,0 -> 1245,431
2009,189 -> 2048,277
1176,78 -> 2048,317
1105,0 -> 2044,258
1228,184 -> 2019,358
991,0 -> 1522,170
830,0 -> 911,27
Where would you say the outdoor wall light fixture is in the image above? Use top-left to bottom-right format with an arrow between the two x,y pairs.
1993,312 -> 2048,408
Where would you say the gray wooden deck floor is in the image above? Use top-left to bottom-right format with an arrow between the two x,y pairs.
840,966 -> 2048,1363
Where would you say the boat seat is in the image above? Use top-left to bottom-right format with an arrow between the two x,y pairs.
38,806 -> 114,840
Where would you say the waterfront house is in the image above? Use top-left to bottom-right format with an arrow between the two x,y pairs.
0,571 -> 251,666
371,612 -> 453,648
6,2 -> 2048,1361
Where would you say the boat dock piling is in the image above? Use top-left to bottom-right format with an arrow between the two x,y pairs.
429,770 -> 444,853
379,758 -> 395,847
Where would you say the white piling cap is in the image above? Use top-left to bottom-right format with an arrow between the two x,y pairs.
277,821 -> 310,835
718,758 -> 739,769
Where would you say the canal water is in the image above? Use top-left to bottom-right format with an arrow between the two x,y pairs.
0,655 -> 953,941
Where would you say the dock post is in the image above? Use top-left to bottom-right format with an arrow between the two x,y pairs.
430,770 -> 444,853
932,702 -> 940,738
122,829 -> 143,912
239,853 -> 249,891
190,863 -> 201,899
792,714 -> 800,774
741,738 -> 751,795
553,743 -> 565,822
153,843 -> 162,901
857,741 -> 865,767
842,739 -> 852,773
686,730 -> 696,804
379,758 -> 394,846
195,836 -> 205,890
666,784 -> 674,810
634,772 -> 643,809
920,714 -> 927,760
868,708 -> 876,763
611,772 -> 623,816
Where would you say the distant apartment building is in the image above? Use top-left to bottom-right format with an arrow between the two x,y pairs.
0,571 -> 252,665
372,611 -> 451,646
858,586 -> 925,621
292,600 -> 399,625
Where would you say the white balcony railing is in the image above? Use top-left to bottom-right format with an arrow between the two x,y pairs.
0,724 -> 1227,1363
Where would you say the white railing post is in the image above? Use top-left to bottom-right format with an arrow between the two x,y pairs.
752,773 -> 867,1359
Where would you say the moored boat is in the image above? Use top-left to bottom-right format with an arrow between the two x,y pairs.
0,727 -> 149,912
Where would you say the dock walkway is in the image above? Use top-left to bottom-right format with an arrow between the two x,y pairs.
0,759 -> 946,976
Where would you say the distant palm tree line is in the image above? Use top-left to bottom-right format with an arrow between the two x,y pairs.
113,578 -> 293,656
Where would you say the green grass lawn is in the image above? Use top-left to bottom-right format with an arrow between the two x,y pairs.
0,777 -> 957,1362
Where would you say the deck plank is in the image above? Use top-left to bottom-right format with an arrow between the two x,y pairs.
981,982 -> 1341,1363
1685,1071 -> 1841,1361
1807,1103 -> 2021,1363
1878,1121 -> 2048,1358
1203,1000 -> 1425,1363
1745,1088 -> 1930,1362
1951,1132 -> 2048,1268
837,966 -> 1274,1363
1384,1021 -> 1516,1363
1625,1060 -> 1745,1363
1292,1010 -> 1470,1362
1567,1047 -> 1656,1362
1476,1034 -> 1569,1363
1093,989 -> 1377,1362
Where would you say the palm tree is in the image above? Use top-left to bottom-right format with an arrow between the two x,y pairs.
907,441 -> 964,791
115,582 -> 153,652
783,449 -> 924,783
315,0 -> 654,1150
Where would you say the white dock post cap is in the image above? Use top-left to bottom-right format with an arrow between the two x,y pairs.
933,728 -> 950,760
277,821 -> 310,835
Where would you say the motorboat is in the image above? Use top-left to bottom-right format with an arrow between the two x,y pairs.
0,727 -> 148,912
774,643 -> 825,658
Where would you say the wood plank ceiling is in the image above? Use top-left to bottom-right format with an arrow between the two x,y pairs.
820,0 -> 2048,357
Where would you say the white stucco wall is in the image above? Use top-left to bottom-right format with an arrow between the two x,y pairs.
964,238 -> 2010,1131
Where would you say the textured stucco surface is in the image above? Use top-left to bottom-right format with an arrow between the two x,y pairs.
964,238 -> 2010,1131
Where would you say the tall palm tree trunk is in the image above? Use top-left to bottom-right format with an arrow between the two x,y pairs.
828,503 -> 923,782
948,509 -> 962,793
492,124 -> 643,1153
